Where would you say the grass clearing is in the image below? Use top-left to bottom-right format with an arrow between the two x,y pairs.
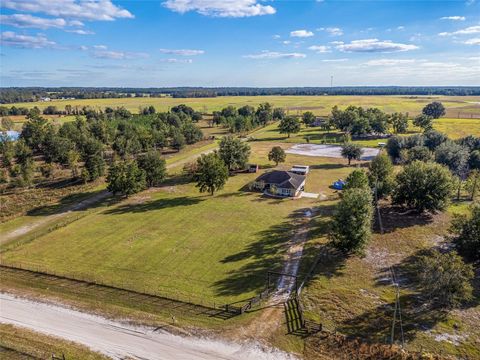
0,323 -> 108,360
6,95 -> 480,117
0,142 -> 352,306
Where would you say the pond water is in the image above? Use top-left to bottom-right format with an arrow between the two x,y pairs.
0,130 -> 20,141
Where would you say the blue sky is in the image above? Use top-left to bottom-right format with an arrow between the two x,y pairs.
0,0 -> 479,87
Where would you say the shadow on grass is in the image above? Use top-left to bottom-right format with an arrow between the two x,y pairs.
104,196 -> 204,215
339,247 -> 480,344
213,208 -> 309,298
26,189 -> 114,217
309,163 -> 346,170
374,205 -> 434,234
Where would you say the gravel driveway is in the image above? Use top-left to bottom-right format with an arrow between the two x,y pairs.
286,143 -> 380,160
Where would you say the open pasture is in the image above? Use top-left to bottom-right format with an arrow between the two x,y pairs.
6,95 -> 480,117
0,142 -> 353,305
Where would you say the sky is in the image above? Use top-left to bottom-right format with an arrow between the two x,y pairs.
0,0 -> 479,87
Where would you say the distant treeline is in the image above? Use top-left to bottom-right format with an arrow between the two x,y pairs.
1,86 -> 480,103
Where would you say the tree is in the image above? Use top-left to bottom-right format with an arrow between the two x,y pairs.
238,105 -> 255,117
138,151 -> 167,187
422,101 -> 446,119
393,161 -> 454,213
401,146 -> 433,164
465,170 -> 479,201
1,117 -> 14,131
344,169 -> 370,190
20,115 -> 49,151
194,152 -> 229,195
171,129 -> 186,151
218,136 -> 250,171
67,149 -> 80,178
416,250 -> 473,308
0,135 -> 15,168
435,141 -> 469,175
255,102 -> 273,126
413,114 -> 433,131
389,112 -> 409,134
107,160 -> 146,197
182,122 -> 203,144
278,116 -> 301,138
469,150 -> 480,170
330,188 -> 373,254
341,143 -> 363,165
268,146 -> 286,166
302,111 -> 316,127
14,139 -> 32,166
273,107 -> 286,121
424,130 -> 447,151
368,153 -> 395,199
450,204 -> 480,261
81,138 -> 105,182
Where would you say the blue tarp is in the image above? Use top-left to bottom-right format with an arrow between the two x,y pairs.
332,179 -> 345,190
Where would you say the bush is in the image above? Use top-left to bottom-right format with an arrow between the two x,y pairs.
330,188 -> 373,254
416,250 -> 473,308
107,160 -> 146,197
368,153 -> 395,199
344,169 -> 369,190
393,161 -> 454,213
450,204 -> 480,261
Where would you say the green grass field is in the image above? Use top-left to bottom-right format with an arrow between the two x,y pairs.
0,142 -> 352,305
0,324 -> 108,360
6,95 -> 480,117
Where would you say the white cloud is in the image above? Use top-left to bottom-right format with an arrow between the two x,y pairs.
272,34 -> 281,39
321,58 -> 348,62
1,0 -> 134,21
282,40 -> 291,45
159,48 -> 205,56
66,29 -> 94,35
364,59 -> 417,66
0,14 -> 67,29
397,26 -> 405,31
439,25 -> 480,36
463,37 -> 480,45
336,39 -> 419,52
290,30 -> 314,38
308,45 -> 331,53
162,0 -> 275,17
93,45 -> 107,50
0,31 -> 56,48
159,58 -> 193,63
244,51 -> 306,59
317,27 -> 343,36
329,41 -> 344,45
92,49 -> 148,60
440,16 -> 466,21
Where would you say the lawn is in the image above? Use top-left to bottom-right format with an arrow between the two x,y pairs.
249,117 -> 480,147
6,95 -> 480,117
0,142 -> 353,305
0,324 -> 108,360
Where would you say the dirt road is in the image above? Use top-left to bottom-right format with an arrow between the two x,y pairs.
0,293 -> 295,360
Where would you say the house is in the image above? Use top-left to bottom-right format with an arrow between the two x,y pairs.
253,170 -> 306,197
290,165 -> 309,175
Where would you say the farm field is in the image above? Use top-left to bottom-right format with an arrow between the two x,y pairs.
6,95 -> 480,118
0,142 -> 352,305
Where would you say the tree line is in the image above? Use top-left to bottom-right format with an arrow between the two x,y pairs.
1,87 -> 479,103
0,104 -> 205,193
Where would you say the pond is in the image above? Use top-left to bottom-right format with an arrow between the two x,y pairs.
0,131 -> 20,141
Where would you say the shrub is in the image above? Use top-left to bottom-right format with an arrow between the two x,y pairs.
330,188 -> 373,254
416,250 -> 473,308
344,169 -> 370,190
450,204 -> 480,261
393,161 -> 454,213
